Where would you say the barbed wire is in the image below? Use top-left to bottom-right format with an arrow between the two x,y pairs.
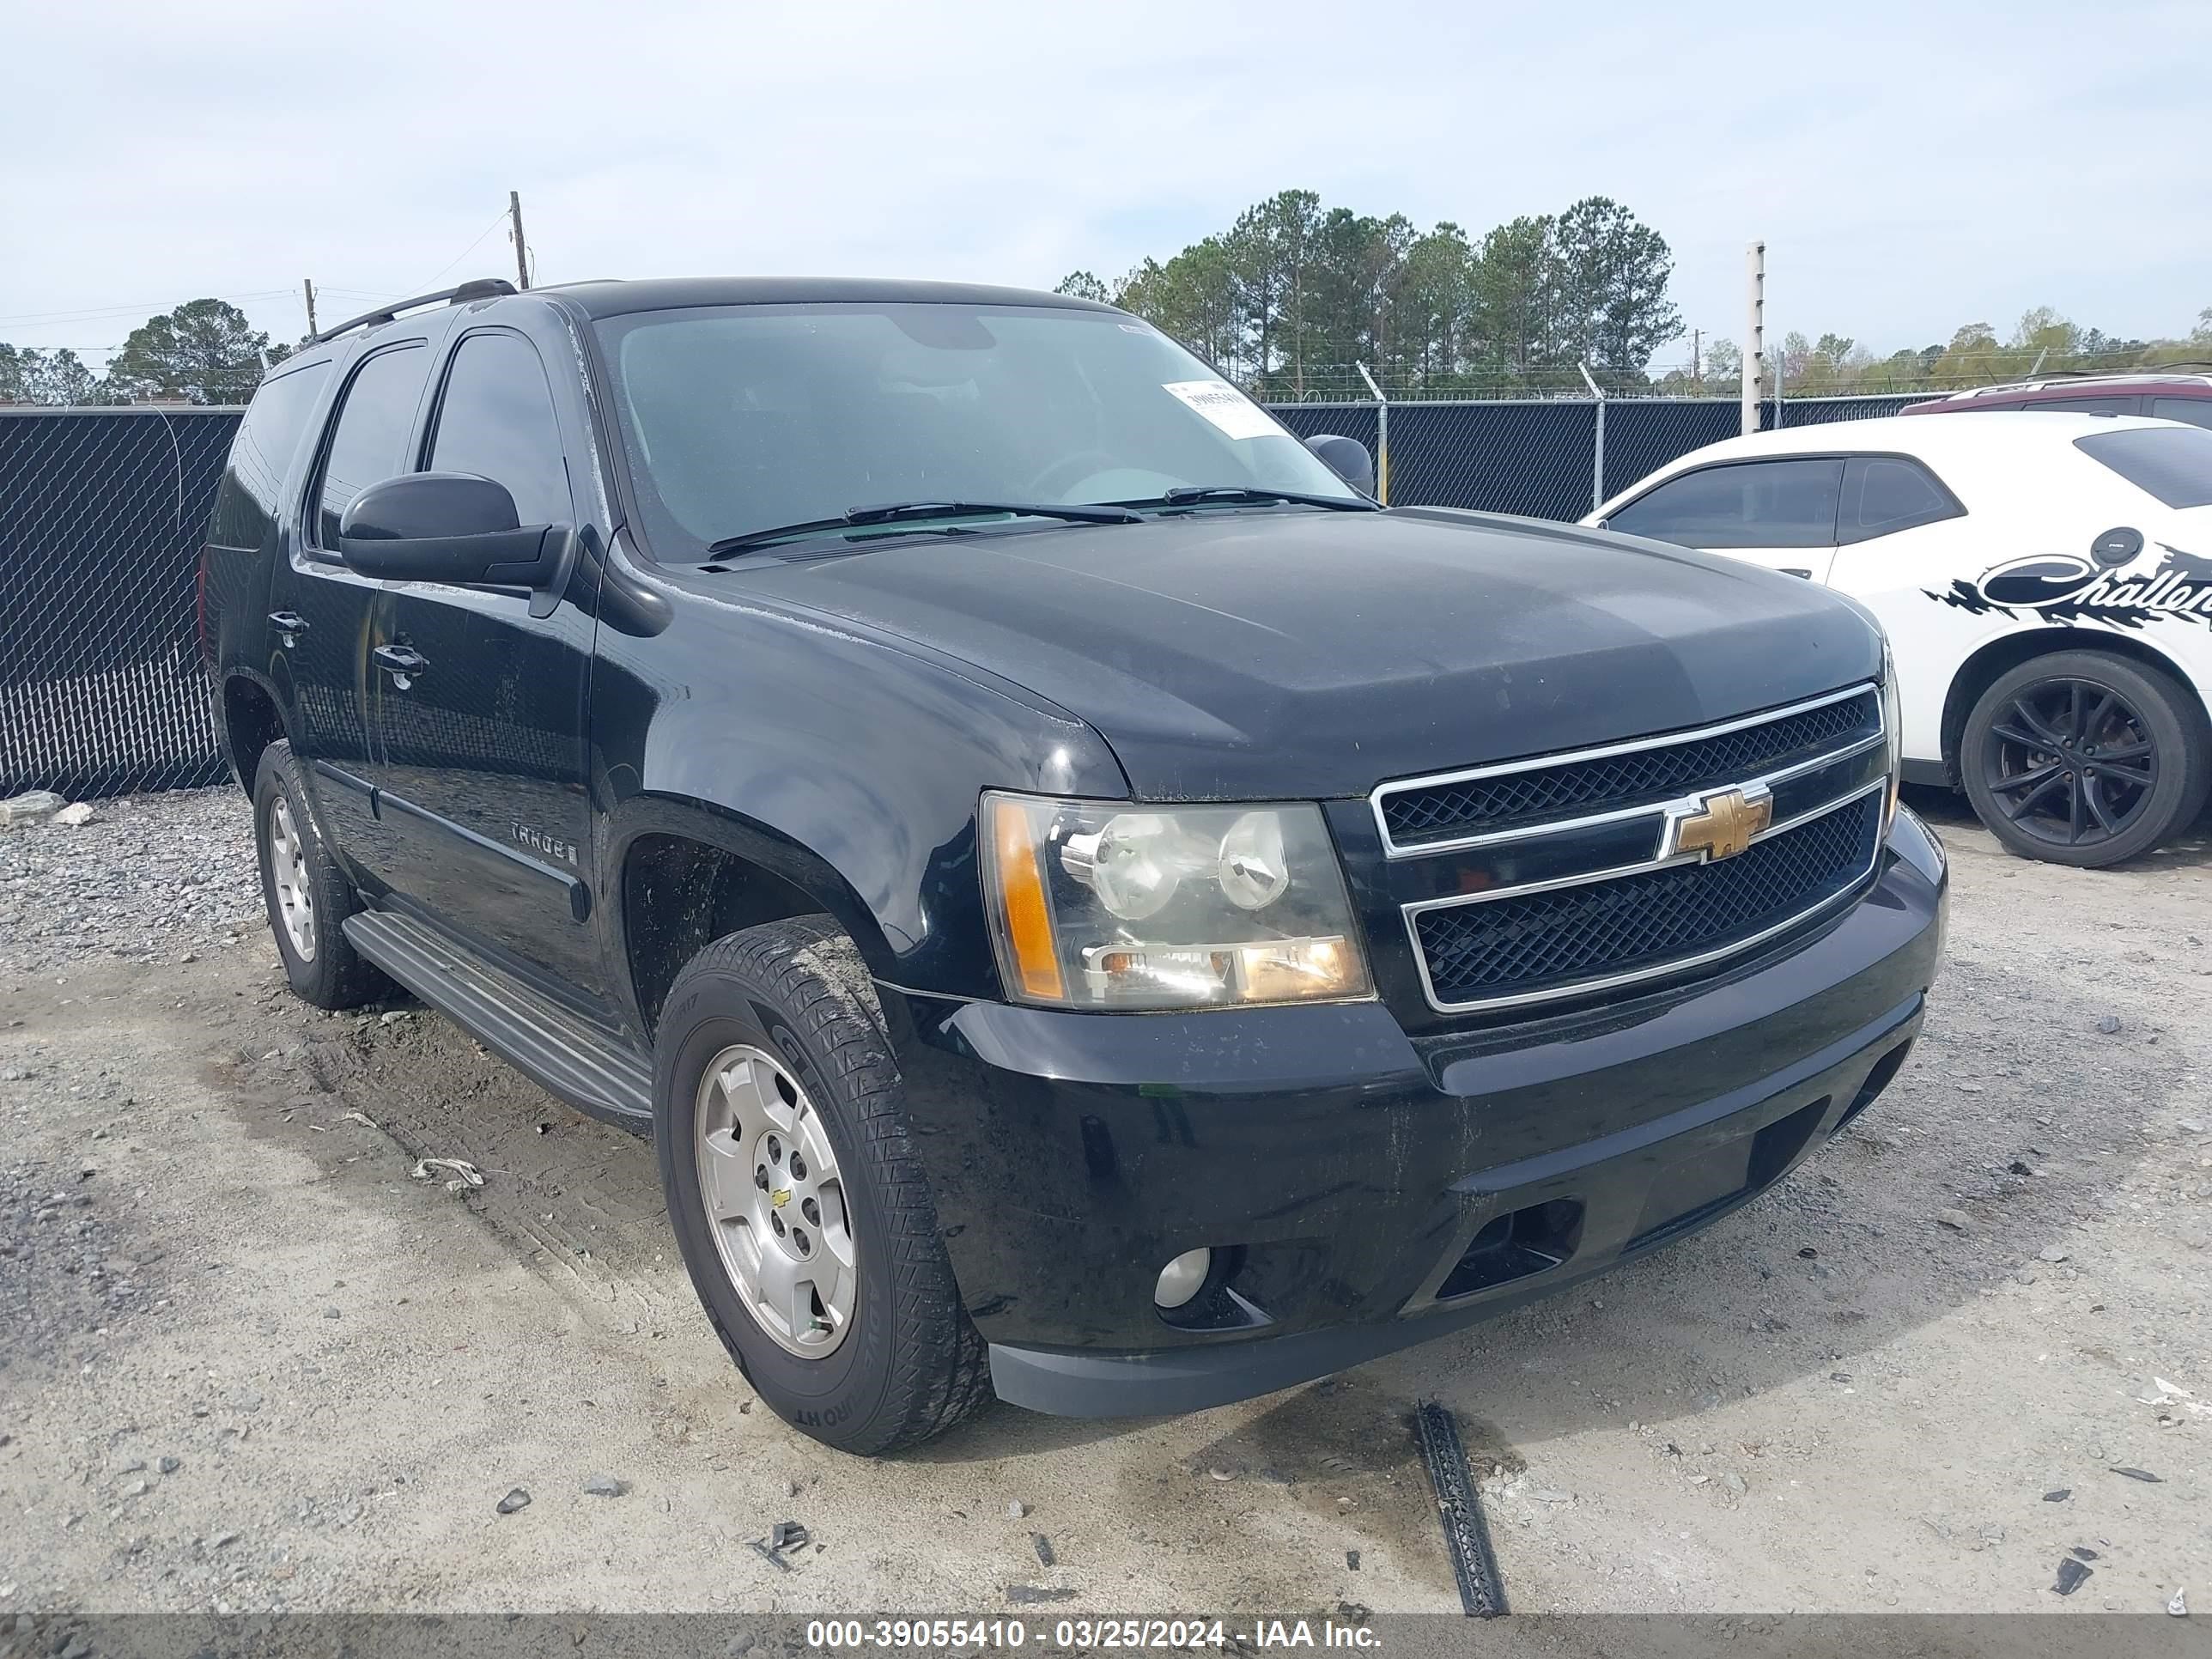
1249,347 -> 2211,404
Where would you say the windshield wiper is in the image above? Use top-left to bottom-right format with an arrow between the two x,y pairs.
706,500 -> 1142,557
1115,486 -> 1380,513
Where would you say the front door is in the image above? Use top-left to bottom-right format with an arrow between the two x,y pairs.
360,326 -> 605,996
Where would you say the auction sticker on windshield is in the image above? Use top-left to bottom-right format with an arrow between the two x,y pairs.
1163,380 -> 1279,440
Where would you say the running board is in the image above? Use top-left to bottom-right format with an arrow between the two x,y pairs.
342,909 -> 653,1131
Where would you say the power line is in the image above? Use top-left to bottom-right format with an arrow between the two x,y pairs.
0,289 -> 297,327
415,209 -> 512,295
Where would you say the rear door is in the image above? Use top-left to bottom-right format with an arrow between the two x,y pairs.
1603,457 -> 1844,581
271,339 -> 435,878
357,324 -> 606,995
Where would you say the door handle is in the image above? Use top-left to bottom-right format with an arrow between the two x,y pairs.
1780,568 -> 1814,580
372,642 -> 428,690
268,611 -> 308,644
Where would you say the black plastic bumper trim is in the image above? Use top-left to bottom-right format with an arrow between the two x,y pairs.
986,990 -> 1922,1419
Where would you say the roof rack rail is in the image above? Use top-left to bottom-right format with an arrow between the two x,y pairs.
2033,360 -> 2212,380
309,277 -> 518,346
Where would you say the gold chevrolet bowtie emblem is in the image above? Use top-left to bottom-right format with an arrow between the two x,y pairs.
1670,787 -> 1772,863
770,1188 -> 793,1209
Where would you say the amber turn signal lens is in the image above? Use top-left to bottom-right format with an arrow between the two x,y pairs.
989,797 -> 1065,1002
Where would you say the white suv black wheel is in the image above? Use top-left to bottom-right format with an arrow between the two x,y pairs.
1961,650 -> 2209,867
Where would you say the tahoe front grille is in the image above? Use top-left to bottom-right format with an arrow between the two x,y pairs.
1376,688 -> 1882,853
1411,793 -> 1882,1010
1374,683 -> 1891,1014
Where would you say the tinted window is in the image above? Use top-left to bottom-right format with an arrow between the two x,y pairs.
1839,455 -> 1962,543
313,344 -> 430,548
2150,397 -> 2212,431
2076,425 -> 2212,508
2027,396 -> 2139,416
210,362 -> 330,547
426,331 -> 573,526
1608,459 -> 1844,549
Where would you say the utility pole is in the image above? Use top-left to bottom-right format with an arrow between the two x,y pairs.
1742,240 -> 1765,434
1691,328 -> 1702,393
509,191 -> 531,290
302,278 -> 318,337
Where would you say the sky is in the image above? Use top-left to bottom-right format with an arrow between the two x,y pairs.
5,0 -> 2209,375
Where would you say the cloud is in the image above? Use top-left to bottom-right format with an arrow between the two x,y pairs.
4,0 -> 2207,366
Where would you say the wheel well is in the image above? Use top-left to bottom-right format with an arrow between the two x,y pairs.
622,834 -> 825,1038
222,677 -> 284,796
1940,629 -> 2206,783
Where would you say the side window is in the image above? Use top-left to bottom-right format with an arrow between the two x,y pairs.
1838,456 -> 1964,544
313,344 -> 431,549
2150,397 -> 2212,431
2029,396 -> 2141,416
209,361 -> 330,548
425,331 -> 573,526
1608,459 -> 1844,549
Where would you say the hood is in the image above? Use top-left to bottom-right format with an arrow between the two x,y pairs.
730,507 -> 1886,800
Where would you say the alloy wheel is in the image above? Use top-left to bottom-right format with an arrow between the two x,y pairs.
267,796 -> 318,961
1982,676 -> 2159,850
692,1044 -> 858,1358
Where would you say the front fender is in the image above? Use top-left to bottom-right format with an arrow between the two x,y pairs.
591,567 -> 1129,1001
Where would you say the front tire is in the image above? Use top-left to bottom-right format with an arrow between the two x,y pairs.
252,741 -> 389,1008
653,915 -> 989,1455
1960,650 -> 2209,867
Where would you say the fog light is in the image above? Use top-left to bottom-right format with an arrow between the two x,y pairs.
1152,1248 -> 1212,1310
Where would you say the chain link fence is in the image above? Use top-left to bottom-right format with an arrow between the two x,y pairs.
1264,392 -> 1934,519
1,392 -> 1928,800
0,407 -> 241,800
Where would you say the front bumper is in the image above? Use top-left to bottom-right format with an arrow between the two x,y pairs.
885,809 -> 1947,1419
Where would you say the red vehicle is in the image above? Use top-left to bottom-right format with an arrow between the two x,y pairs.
1903,368 -> 2212,428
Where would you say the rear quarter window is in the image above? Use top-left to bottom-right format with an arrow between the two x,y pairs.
2024,396 -> 2141,416
2075,425 -> 2212,509
2150,397 -> 2212,431
208,362 -> 331,549
1838,455 -> 1963,543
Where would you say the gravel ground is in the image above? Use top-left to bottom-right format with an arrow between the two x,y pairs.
0,789 -> 261,975
0,786 -> 2206,1619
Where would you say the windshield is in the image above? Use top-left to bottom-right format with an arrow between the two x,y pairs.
594,302 -> 1362,559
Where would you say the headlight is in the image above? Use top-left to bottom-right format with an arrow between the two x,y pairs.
981,793 -> 1373,1010
1881,640 -> 1904,834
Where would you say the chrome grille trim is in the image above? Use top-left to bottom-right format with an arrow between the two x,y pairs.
1370,681 -> 1881,859
1403,780 -> 1887,1015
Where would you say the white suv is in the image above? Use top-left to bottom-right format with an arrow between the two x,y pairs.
1589,412 -> 2212,866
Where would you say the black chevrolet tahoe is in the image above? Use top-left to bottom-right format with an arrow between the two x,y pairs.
198,276 -> 1948,1454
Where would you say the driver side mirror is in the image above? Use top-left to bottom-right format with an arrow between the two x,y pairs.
1304,434 -> 1376,497
337,472 -> 567,587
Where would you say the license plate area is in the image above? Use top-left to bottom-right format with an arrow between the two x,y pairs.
1626,1094 -> 1830,1251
